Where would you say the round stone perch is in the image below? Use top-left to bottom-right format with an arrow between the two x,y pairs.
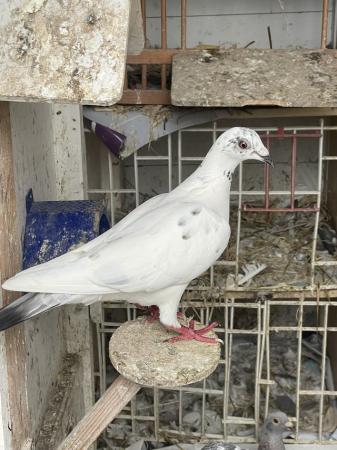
109,316 -> 221,387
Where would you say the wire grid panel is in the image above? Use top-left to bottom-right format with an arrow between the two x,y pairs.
87,120 -> 337,290
85,119 -> 337,444
178,120 -> 337,289
96,297 -> 337,445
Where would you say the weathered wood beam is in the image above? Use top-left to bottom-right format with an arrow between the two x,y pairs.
35,354 -> 80,450
0,102 -> 30,449
126,49 -> 186,64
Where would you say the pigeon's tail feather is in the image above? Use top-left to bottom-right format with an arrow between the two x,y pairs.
0,292 -> 61,331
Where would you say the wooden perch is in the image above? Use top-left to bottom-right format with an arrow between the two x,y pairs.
58,317 -> 220,450
58,376 -> 140,450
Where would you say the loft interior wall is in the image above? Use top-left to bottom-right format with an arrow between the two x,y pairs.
9,102 -> 65,439
145,0 -> 332,49
8,102 -> 93,444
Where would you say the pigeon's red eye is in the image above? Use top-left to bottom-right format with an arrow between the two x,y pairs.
238,139 -> 248,149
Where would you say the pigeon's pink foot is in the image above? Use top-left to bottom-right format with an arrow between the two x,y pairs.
166,320 -> 219,344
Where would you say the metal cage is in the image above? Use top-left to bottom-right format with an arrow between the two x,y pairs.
86,117 -> 337,447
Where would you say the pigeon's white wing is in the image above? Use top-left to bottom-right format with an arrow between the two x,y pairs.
3,193 -> 167,288
4,200 -> 230,295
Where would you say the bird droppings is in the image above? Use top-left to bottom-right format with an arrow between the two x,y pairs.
178,218 -> 187,226
109,317 -> 220,388
0,0 -> 131,104
86,14 -> 97,25
172,49 -> 337,107
182,233 -> 191,240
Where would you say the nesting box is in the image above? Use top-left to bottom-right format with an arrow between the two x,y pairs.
22,189 -> 110,269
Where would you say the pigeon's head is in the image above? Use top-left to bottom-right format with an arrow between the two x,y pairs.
218,127 -> 273,167
263,411 -> 293,437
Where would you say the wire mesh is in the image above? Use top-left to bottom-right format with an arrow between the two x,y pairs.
85,119 -> 337,446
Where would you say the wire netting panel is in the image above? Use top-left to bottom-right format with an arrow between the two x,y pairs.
85,117 -> 337,446
94,298 -> 337,446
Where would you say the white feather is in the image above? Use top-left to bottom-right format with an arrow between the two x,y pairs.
2,127 -> 270,329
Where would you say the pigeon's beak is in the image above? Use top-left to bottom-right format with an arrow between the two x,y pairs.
253,146 -> 274,167
262,154 -> 274,168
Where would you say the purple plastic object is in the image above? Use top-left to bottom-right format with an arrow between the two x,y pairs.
84,117 -> 126,157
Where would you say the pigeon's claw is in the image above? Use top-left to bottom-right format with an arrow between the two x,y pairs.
166,321 -> 219,344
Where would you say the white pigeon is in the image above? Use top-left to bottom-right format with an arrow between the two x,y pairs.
1,127 -> 272,343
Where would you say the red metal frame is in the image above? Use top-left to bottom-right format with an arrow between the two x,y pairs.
243,128 -> 321,213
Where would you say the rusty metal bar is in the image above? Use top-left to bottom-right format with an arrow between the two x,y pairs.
243,207 -> 319,213
181,0 -> 187,49
161,0 -> 167,90
321,0 -> 329,48
264,131 -> 270,209
141,0 -> 146,36
311,119 -> 324,286
141,67 -> 147,89
161,0 -> 167,49
290,131 -> 297,209
141,0 -> 147,89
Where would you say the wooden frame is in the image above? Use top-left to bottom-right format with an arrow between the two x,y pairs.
0,102 -> 30,449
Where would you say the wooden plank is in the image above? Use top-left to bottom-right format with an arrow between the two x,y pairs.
35,354 -> 80,450
58,376 -> 141,450
0,101 -> 30,449
127,0 -> 145,55
321,0 -> 329,48
119,89 -> 171,104
0,0 -> 131,105
171,49 -> 337,107
127,49 -> 185,64
95,105 -> 337,118
51,104 -> 95,440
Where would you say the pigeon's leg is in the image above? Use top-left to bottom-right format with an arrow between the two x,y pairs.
166,320 -> 219,344
147,305 -> 160,322
137,305 -> 185,323
148,307 -> 185,323
134,304 -> 159,321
